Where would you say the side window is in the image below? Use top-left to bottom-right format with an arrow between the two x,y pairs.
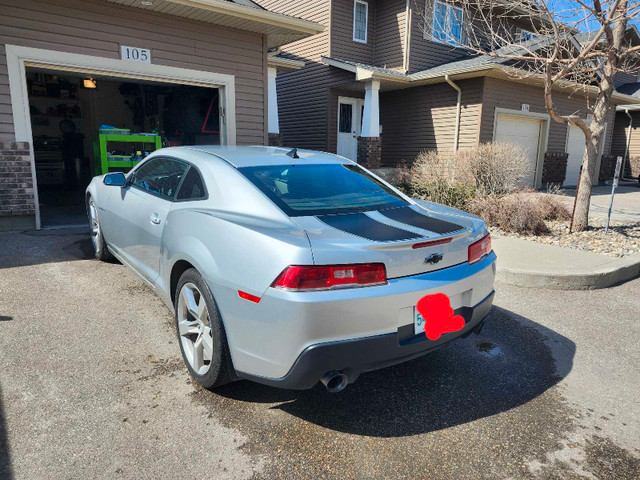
131,157 -> 188,200
430,0 -> 463,45
353,0 -> 368,43
176,167 -> 207,201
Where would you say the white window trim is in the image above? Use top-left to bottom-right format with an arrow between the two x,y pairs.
353,0 -> 368,44
5,44 -> 236,230
428,0 -> 464,46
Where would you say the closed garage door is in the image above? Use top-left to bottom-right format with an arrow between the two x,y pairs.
565,125 -> 585,187
564,124 -> 605,187
495,114 -> 543,186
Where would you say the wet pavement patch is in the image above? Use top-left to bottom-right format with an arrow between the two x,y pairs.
584,435 -> 640,479
189,307 -> 585,479
474,340 -> 504,357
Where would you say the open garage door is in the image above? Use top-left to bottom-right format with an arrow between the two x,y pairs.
494,114 -> 543,187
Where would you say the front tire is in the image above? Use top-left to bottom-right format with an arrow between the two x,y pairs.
88,197 -> 112,261
175,268 -> 232,389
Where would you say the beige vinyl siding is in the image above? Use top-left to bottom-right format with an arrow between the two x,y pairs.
255,0 -> 337,150
0,46 -> 12,138
0,0 -> 267,144
611,111 -> 640,157
330,0 -> 375,63
480,77 -> 615,155
258,0 -> 329,61
379,78 -> 483,166
373,0 -> 406,70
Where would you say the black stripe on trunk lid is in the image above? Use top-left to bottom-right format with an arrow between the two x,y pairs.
380,206 -> 464,234
317,213 -> 421,242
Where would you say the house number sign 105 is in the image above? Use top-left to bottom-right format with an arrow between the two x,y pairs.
121,46 -> 151,63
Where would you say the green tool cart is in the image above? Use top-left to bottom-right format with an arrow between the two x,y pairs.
96,133 -> 162,175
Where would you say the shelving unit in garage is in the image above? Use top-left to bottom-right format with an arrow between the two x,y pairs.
96,133 -> 162,175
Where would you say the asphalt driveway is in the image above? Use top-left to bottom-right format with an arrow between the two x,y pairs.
1,230 -> 639,479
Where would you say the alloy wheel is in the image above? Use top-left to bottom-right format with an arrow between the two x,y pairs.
89,201 -> 100,253
177,282 -> 214,375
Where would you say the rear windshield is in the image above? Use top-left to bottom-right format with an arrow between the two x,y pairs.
238,164 -> 408,217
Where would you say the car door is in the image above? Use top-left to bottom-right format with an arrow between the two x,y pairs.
105,157 -> 188,283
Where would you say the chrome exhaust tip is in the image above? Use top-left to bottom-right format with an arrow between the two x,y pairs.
320,371 -> 349,393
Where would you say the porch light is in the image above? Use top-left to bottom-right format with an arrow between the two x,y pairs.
83,78 -> 97,89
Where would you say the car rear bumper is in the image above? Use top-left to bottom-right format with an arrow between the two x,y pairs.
236,290 -> 494,390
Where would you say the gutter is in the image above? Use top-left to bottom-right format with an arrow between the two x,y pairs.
445,74 -> 462,153
167,0 -> 325,35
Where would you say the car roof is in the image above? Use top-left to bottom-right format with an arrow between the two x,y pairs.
174,145 -> 351,168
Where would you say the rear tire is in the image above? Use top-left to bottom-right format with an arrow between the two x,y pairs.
88,197 -> 112,262
174,268 -> 232,389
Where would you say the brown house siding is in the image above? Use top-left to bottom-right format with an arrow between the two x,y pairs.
256,0 -> 335,150
379,78 -> 483,166
0,0 -> 267,145
330,0 -> 376,63
479,77 -> 615,155
373,0 -> 407,71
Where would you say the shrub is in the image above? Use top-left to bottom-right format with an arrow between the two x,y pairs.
468,194 -> 549,235
468,192 -> 571,235
407,142 -> 532,197
455,143 -> 532,195
407,179 -> 477,211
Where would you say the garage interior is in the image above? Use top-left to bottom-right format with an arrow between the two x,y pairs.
26,67 -> 221,227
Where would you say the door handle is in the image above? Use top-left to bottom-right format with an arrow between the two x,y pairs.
149,213 -> 161,225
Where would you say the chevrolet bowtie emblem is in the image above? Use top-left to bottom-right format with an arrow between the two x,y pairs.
425,253 -> 444,264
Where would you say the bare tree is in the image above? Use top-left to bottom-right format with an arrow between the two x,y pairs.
416,0 -> 640,231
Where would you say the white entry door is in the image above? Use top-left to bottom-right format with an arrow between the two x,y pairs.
495,114 -> 543,187
564,123 -> 606,187
337,97 -> 364,161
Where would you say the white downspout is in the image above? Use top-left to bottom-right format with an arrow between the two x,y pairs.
623,108 -> 633,180
445,74 -> 462,152
403,0 -> 411,72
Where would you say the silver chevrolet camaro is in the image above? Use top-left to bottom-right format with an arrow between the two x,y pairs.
86,146 -> 496,392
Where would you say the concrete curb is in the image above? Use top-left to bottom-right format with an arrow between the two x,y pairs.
496,255 -> 640,290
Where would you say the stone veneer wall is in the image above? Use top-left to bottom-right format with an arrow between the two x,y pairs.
541,152 -> 568,185
625,156 -> 640,179
0,142 -> 35,217
357,136 -> 382,168
268,133 -> 283,147
599,154 -> 617,182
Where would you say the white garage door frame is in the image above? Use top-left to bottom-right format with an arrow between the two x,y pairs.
492,107 -> 550,189
563,120 -> 607,187
6,44 -> 237,230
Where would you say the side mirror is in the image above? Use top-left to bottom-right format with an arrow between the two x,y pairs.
103,172 -> 127,187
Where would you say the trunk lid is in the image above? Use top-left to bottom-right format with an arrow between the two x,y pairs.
292,204 -> 486,279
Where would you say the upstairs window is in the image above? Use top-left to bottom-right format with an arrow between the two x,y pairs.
516,28 -> 536,42
353,0 -> 368,44
431,0 -> 463,45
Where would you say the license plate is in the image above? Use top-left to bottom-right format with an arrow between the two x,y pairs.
414,293 -> 464,336
414,309 -> 426,336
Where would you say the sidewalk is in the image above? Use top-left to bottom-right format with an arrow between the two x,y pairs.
554,181 -> 640,224
492,235 -> 640,290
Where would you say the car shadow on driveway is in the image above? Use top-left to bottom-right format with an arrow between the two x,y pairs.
0,232 -> 98,269
0,385 -> 13,480
214,306 -> 575,437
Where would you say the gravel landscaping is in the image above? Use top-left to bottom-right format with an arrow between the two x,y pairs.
490,218 -> 640,257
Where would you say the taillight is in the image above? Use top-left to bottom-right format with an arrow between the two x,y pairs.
271,264 -> 387,291
468,233 -> 492,264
